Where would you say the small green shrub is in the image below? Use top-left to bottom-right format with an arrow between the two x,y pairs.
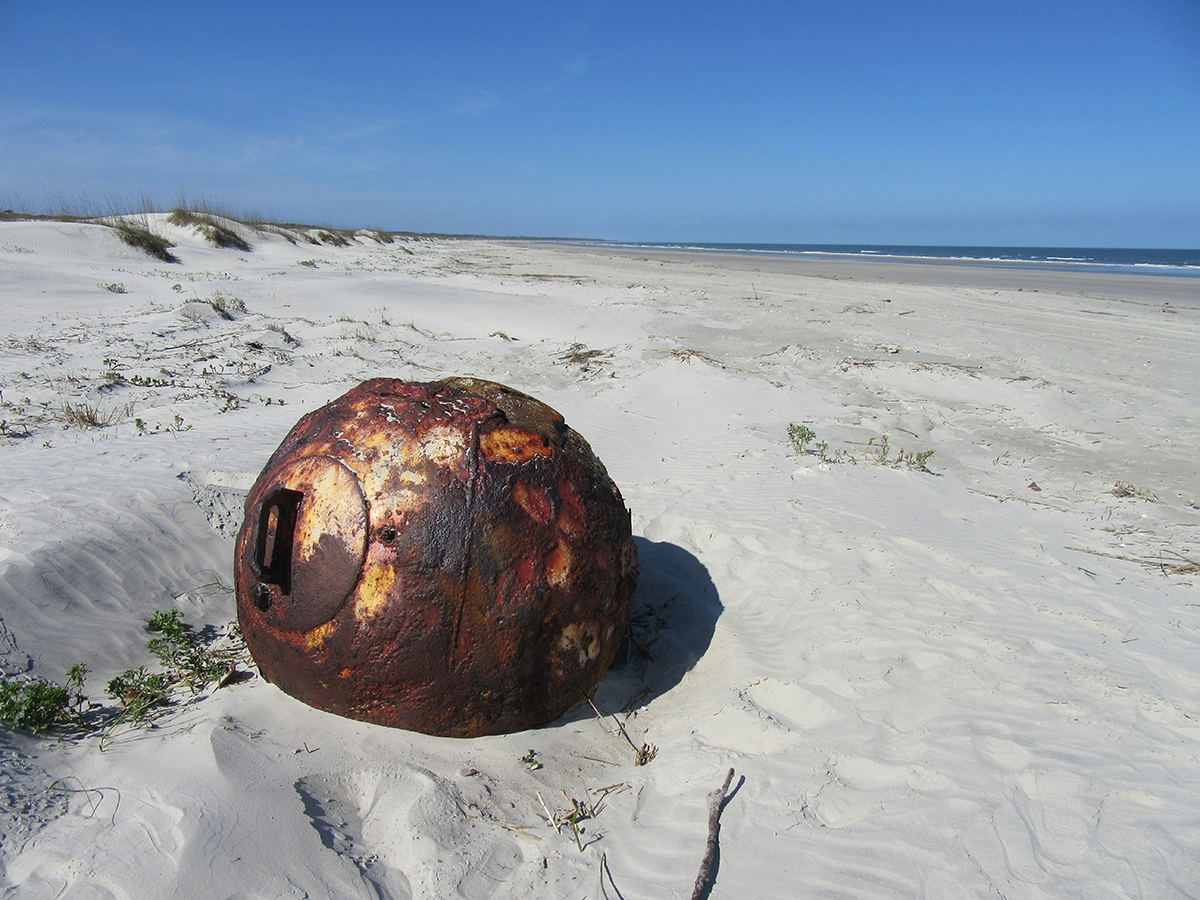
105,666 -> 172,722
145,609 -> 230,691
0,664 -> 87,734
0,677 -> 68,733
787,424 -> 816,454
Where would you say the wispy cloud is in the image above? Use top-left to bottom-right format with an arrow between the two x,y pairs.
0,103 -> 406,198
450,92 -> 502,119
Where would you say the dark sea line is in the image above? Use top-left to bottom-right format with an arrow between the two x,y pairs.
556,241 -> 1200,278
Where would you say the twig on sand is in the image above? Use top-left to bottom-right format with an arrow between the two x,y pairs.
691,767 -> 736,900
968,488 -> 1068,510
536,791 -> 557,831
587,696 -> 658,765
497,822 -> 543,841
1066,545 -> 1200,575
600,851 -> 626,900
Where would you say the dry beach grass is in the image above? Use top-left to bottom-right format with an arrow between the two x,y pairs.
1,212 -> 1198,898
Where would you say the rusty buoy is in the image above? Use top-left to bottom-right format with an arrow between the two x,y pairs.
234,378 -> 638,737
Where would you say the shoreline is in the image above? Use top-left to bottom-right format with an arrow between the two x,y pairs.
518,238 -> 1200,306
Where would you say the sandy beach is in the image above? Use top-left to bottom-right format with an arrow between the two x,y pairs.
2,217 -> 1198,899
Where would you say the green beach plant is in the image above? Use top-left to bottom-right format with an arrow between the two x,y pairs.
787,424 -> 816,455
788,423 -> 935,472
3,610 -> 247,745
144,609 -> 231,691
0,664 -> 89,734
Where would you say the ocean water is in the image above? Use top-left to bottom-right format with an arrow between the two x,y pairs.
583,242 -> 1200,278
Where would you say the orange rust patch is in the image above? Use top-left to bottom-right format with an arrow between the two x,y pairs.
480,427 -> 554,464
512,479 -> 553,524
545,541 -> 572,587
514,555 -> 536,588
556,479 -> 586,537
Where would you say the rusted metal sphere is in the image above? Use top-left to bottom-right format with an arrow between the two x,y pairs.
234,378 -> 638,737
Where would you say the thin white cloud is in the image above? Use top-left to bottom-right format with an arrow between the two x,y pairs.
450,93 -> 502,119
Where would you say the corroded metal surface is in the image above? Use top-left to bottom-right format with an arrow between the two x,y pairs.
235,378 -> 638,737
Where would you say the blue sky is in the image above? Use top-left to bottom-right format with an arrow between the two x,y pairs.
3,0 -> 1199,245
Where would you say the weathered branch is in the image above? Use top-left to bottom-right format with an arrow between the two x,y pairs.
691,767 -> 736,900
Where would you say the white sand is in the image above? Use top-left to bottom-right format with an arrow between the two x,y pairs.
1,218 -> 1198,898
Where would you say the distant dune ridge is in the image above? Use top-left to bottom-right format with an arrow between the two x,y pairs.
1,212 -> 1198,898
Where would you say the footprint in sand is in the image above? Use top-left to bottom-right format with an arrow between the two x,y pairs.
746,678 -> 840,731
296,766 -> 524,900
695,679 -> 840,754
296,770 -> 416,900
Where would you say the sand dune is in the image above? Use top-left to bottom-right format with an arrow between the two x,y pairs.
1,217 -> 1198,898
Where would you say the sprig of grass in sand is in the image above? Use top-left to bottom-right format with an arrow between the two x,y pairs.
167,208 -> 252,252
112,219 -> 179,263
59,401 -> 132,428
789,423 -> 935,471
587,697 -> 657,765
537,782 -> 630,853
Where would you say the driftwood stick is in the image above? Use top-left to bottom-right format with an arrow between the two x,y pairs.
691,767 -> 736,900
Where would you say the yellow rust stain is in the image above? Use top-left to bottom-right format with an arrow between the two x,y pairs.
355,561 -> 397,621
288,458 -> 367,566
303,620 -> 335,650
559,621 -> 601,666
421,425 -> 467,467
545,541 -> 572,587
480,427 -> 554,464
384,487 -> 425,514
